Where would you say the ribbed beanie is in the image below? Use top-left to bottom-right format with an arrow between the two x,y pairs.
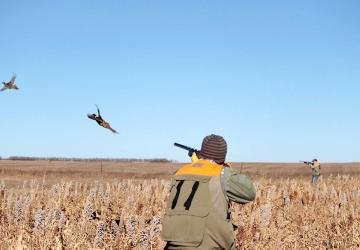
200,134 -> 227,164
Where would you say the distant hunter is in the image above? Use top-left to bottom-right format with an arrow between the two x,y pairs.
301,159 -> 321,184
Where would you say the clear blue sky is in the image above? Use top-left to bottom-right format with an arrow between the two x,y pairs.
1,1 -> 359,162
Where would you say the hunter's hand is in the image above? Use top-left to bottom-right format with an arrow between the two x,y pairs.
188,150 -> 194,157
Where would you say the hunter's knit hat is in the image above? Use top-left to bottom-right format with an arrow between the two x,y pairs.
199,134 -> 227,164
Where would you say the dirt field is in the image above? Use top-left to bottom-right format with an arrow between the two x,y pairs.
1,160 -> 359,188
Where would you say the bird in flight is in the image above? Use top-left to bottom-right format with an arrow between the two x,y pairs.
87,105 -> 118,134
1,74 -> 19,91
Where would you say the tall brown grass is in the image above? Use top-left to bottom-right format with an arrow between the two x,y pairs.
1,175 -> 360,249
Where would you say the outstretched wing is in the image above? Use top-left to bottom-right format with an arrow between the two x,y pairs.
96,105 -> 103,120
88,114 -> 103,126
0,86 -> 6,91
10,74 -> 16,84
87,114 -> 97,120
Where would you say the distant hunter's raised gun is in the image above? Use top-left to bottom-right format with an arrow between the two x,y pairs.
300,161 -> 312,165
174,143 -> 200,158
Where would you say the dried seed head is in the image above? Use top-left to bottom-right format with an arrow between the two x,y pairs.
94,221 -> 105,246
34,209 -> 45,232
150,215 -> 161,240
126,216 -> 138,246
259,203 -> 272,229
14,199 -> 23,222
110,220 -> 119,239
139,228 -> 149,250
58,212 -> 65,229
83,198 -> 93,219
339,192 -> 348,206
51,184 -> 60,196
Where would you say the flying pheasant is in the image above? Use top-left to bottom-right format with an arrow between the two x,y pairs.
87,105 -> 118,134
1,74 -> 19,91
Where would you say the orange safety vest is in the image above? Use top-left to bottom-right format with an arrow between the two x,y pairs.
175,159 -> 223,177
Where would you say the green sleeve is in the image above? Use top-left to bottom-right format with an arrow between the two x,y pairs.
222,167 -> 256,204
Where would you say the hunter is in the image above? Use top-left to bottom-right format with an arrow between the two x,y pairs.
161,134 -> 256,249
309,159 -> 321,184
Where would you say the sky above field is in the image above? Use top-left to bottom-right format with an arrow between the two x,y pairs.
1,1 -> 360,162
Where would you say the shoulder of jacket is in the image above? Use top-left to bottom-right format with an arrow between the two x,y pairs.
176,160 -> 222,177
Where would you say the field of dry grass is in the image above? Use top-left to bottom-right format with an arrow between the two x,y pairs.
1,160 -> 360,187
1,160 -> 360,249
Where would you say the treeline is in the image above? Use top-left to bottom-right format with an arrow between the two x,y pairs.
5,156 -> 173,163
